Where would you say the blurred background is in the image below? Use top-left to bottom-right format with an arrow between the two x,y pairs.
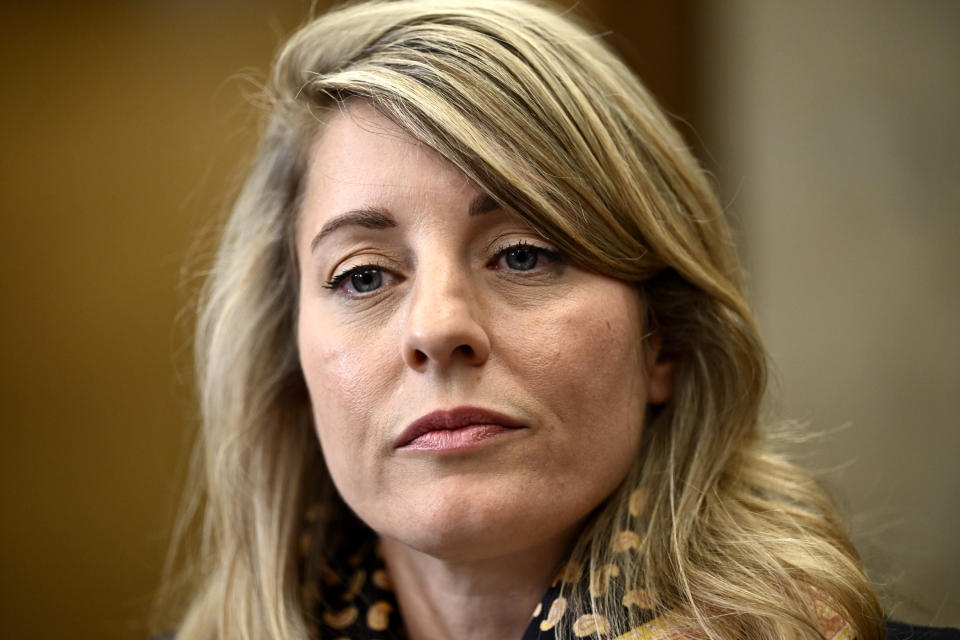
0,1 -> 956,637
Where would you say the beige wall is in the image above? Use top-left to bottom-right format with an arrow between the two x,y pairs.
0,2 -> 313,637
701,0 -> 960,627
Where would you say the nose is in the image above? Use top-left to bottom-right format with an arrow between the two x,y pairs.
400,262 -> 491,372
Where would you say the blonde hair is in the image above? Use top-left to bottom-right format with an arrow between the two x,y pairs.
161,1 -> 885,638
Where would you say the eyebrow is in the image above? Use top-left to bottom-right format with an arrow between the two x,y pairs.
310,207 -> 397,253
309,193 -> 502,253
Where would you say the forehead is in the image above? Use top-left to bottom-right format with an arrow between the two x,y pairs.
302,102 -> 477,214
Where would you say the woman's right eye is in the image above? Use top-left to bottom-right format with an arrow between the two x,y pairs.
324,265 -> 390,295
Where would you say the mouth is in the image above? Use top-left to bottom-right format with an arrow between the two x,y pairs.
394,406 -> 526,451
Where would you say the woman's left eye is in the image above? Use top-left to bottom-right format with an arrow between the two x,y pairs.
495,241 -> 561,272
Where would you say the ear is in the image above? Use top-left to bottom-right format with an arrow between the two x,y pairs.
644,335 -> 674,405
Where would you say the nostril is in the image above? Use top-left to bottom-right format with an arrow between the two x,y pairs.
402,317 -> 491,369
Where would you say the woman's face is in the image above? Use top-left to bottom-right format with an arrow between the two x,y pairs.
296,102 -> 670,561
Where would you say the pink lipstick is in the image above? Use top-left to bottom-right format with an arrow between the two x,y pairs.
394,407 -> 525,451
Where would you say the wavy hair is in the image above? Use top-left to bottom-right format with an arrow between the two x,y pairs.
160,1 -> 885,638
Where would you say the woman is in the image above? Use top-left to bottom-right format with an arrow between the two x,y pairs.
159,1 -> 952,638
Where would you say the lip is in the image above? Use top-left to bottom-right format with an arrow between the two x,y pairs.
394,406 -> 526,450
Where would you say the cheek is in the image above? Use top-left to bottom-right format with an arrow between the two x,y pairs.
508,283 -> 646,481
303,341 -> 375,420
297,300 -> 399,413
296,309 -> 395,491
516,287 -> 645,416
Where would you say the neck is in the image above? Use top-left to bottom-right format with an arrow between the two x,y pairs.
380,530 -> 577,640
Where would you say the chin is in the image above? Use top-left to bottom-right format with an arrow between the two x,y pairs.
371,481 -> 584,562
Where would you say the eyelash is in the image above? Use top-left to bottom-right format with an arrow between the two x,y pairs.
490,240 -> 562,270
323,241 -> 562,293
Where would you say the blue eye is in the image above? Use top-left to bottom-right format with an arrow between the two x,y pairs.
504,245 -> 539,270
496,241 -> 560,272
324,265 -> 386,294
348,268 -> 383,292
